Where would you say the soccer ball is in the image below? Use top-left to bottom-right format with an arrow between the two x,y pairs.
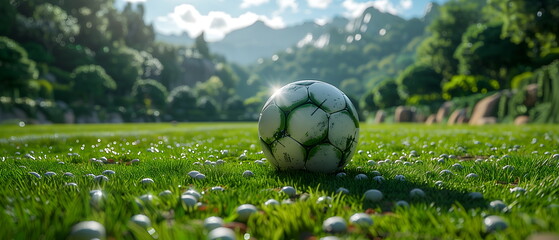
258,80 -> 359,173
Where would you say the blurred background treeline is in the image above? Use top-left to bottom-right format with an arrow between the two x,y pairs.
0,0 -> 558,124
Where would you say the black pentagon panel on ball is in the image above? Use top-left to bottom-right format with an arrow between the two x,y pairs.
274,83 -> 309,112
271,137 -> 306,170
287,104 -> 329,146
258,103 -> 286,144
308,82 -> 346,113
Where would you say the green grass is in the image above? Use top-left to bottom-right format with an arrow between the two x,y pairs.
0,123 -> 558,239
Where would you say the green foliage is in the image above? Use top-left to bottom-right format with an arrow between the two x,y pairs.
530,60 -> 559,123
96,45 -> 143,96
131,79 -> 168,109
454,23 -> 528,88
442,75 -> 500,100
397,64 -> 442,101
167,85 -> 197,121
0,37 -> 38,97
373,80 -> 401,109
0,0 -> 17,35
195,32 -> 211,59
70,65 -> 116,105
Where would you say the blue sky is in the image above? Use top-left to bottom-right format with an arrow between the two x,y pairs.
115,0 -> 449,41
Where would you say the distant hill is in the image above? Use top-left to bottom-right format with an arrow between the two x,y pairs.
155,32 -> 194,46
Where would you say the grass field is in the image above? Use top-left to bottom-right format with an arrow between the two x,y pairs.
1,123 -> 558,239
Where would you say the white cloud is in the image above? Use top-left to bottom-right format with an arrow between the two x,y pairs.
307,0 -> 332,9
342,0 -> 398,18
155,4 -> 285,42
240,0 -> 269,9
400,0 -> 412,10
276,0 -> 298,14
123,0 -> 146,2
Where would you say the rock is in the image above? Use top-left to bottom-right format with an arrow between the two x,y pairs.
436,102 -> 452,123
414,112 -> 427,123
476,117 -> 497,125
64,110 -> 75,124
394,106 -> 414,123
448,108 -> 467,125
526,233 -> 559,240
469,93 -> 501,125
374,110 -> 385,123
425,114 -> 437,125
514,115 -> 530,125
524,84 -> 538,107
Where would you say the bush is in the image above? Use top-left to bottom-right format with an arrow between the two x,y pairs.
443,75 -> 500,100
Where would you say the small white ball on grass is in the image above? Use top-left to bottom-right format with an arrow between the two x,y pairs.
139,194 -> 156,204
130,214 -> 151,228
367,160 -> 377,166
29,172 -> 41,179
68,221 -> 106,240
468,192 -> 483,199
336,172 -> 346,178
141,178 -> 154,186
349,213 -> 373,227
94,175 -> 109,183
395,200 -> 410,208
208,227 -> 236,240
281,186 -> 297,197
65,182 -> 78,188
394,175 -> 406,181
45,171 -> 57,176
203,216 -> 224,231
354,174 -> 368,180
211,186 -> 224,191
183,189 -> 201,200
320,236 -> 340,240
372,176 -> 385,183
451,163 -> 464,170
188,171 -> 200,178
489,200 -> 507,212
195,174 -> 206,180
102,170 -> 115,175
371,171 -> 381,176
236,204 -> 257,222
502,165 -> 514,171
181,194 -> 198,208
242,170 -> 254,177
410,188 -> 426,198
335,187 -> 350,195
322,216 -> 347,233
510,187 -> 526,194
364,189 -> 383,202
484,215 -> 508,232
435,180 -> 444,187
317,196 -> 332,205
439,170 -> 454,176
264,199 -> 280,206
466,173 -> 479,179
64,172 -> 74,177
158,190 -> 173,199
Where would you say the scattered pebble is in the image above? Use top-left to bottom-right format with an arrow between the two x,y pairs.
364,189 -> 383,202
29,172 -> 41,179
466,173 -> 479,179
203,216 -> 224,231
68,221 -> 106,240
489,200 -> 507,212
335,187 -> 349,195
141,178 -> 154,185
484,215 -> 508,232
322,216 -> 347,233
102,170 -> 115,175
242,170 -> 254,177
181,194 -> 198,208
44,171 -> 57,177
349,213 -> 373,227
336,172 -> 346,178
236,204 -> 257,222
208,227 -> 236,240
130,214 -> 151,228
354,174 -> 368,180
410,188 -> 425,198
93,175 -> 109,183
264,199 -> 280,206
468,192 -> 483,199
372,176 -> 385,183
281,186 -> 297,197
183,189 -> 201,200
394,175 -> 405,181
395,200 -> 410,208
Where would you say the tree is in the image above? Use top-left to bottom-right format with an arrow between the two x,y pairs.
122,3 -> 155,50
95,45 -> 143,96
396,64 -> 443,100
487,0 -> 559,59
416,0 -> 485,80
167,85 -> 197,120
70,65 -> 116,106
442,75 -> 500,99
455,24 -> 529,89
131,79 -> 168,110
0,0 -> 16,35
373,80 -> 402,109
195,32 -> 211,59
0,37 -> 38,98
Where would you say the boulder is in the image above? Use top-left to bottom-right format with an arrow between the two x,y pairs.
448,108 -> 467,125
64,111 -> 75,124
374,110 -> 385,123
469,93 -> 501,125
436,102 -> 452,123
425,114 -> 437,125
524,84 -> 538,107
414,112 -> 427,123
476,117 -> 497,125
394,106 -> 414,123
514,115 -> 530,125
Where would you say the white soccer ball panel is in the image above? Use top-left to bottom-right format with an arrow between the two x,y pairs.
343,95 -> 359,126
259,138 -> 280,169
328,111 -> 358,151
274,83 -> 309,112
258,103 -> 286,144
306,144 -> 342,173
271,137 -> 306,170
308,82 -> 346,113
341,130 -> 358,168
287,104 -> 328,146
